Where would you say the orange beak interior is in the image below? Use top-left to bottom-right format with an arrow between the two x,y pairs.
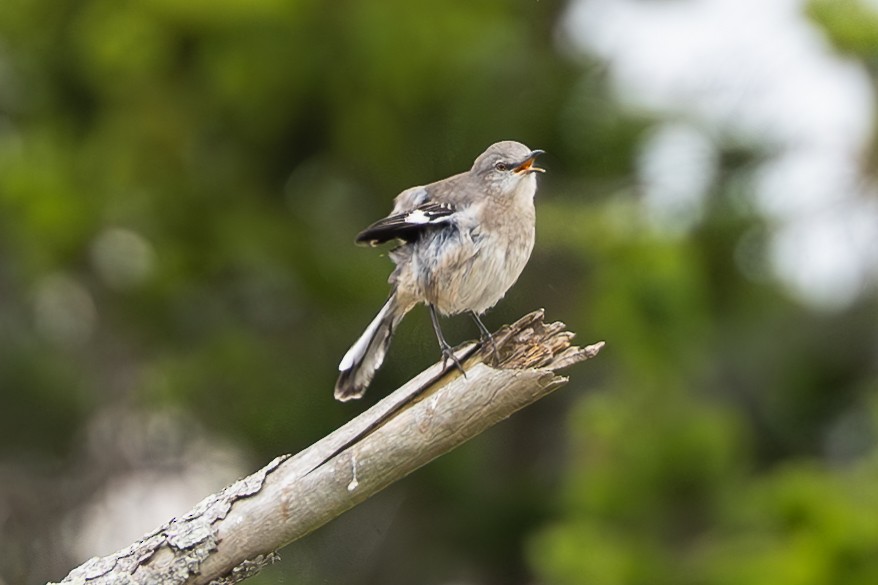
514,157 -> 546,174
513,150 -> 546,174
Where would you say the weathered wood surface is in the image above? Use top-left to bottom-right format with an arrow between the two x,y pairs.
55,310 -> 604,585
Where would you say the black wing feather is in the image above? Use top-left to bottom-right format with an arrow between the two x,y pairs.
356,201 -> 455,246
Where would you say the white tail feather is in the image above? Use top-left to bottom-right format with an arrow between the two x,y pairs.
338,301 -> 391,372
335,296 -> 408,401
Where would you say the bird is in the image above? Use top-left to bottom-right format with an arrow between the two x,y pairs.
335,140 -> 545,401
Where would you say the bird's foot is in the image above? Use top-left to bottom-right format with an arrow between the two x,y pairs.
469,311 -> 500,364
480,331 -> 500,364
440,343 -> 467,377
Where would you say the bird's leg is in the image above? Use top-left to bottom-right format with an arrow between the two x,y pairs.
469,311 -> 499,363
429,304 -> 466,376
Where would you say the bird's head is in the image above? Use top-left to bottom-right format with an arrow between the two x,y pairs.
472,141 -> 545,196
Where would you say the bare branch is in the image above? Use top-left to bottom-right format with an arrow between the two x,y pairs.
54,310 -> 604,585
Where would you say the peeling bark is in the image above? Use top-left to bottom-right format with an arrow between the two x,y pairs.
54,310 -> 604,585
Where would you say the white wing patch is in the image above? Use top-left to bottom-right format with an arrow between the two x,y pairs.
355,201 -> 456,245
404,203 -> 454,226
405,209 -> 431,224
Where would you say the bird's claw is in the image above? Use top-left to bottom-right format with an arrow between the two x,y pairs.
440,344 -> 466,377
480,331 -> 500,364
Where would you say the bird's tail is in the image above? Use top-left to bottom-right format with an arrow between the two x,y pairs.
335,294 -> 410,401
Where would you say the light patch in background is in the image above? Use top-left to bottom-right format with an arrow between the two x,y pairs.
63,407 -> 246,560
562,0 -> 878,309
33,273 -> 97,346
637,122 -> 717,235
91,227 -> 156,289
771,200 -> 878,308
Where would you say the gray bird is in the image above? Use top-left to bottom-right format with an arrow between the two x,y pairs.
335,140 -> 545,401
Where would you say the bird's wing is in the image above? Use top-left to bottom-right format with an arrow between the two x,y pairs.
355,201 -> 456,246
391,186 -> 430,214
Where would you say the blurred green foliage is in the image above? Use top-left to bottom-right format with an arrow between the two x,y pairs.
1,0 -> 877,584
808,0 -> 878,60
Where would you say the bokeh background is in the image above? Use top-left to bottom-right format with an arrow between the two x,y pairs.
2,0 -> 878,583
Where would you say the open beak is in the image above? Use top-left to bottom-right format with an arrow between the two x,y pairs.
513,149 -> 546,174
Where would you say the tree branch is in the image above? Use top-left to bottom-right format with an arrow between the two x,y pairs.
54,310 -> 604,585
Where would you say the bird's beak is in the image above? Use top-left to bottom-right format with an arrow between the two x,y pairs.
513,149 -> 546,174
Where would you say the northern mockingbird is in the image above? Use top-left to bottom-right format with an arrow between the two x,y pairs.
335,140 -> 545,401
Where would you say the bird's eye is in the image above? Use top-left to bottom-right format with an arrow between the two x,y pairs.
494,161 -> 508,172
